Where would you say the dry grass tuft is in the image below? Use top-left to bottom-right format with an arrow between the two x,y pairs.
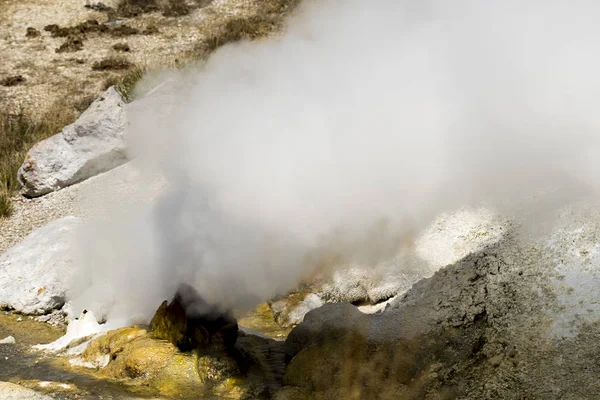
194,0 -> 301,58
44,20 -> 109,38
101,65 -> 146,102
55,36 -> 84,53
117,0 -> 212,18
112,42 -> 131,52
0,192 -> 12,219
0,104 -> 77,217
92,56 -> 133,71
25,27 -> 40,38
43,20 -> 138,39
0,75 -> 26,87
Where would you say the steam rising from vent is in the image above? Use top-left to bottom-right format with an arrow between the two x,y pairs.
70,0 -> 600,322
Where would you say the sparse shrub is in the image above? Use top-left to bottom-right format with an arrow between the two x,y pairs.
112,42 -> 131,52
0,192 -> 12,218
200,15 -> 277,56
0,75 -> 26,87
84,2 -> 115,12
92,57 -> 133,71
110,25 -> 139,37
117,0 -> 212,18
25,27 -> 40,38
102,66 -> 145,102
115,66 -> 145,102
44,20 -> 108,38
142,25 -> 159,35
43,20 -> 137,39
117,0 -> 159,17
56,36 -> 84,53
162,0 -> 190,17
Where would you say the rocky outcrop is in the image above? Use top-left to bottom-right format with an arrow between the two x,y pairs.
58,289 -> 288,399
269,208 -> 508,328
269,293 -> 324,328
18,87 -> 128,197
0,217 -> 80,314
149,284 -> 238,353
280,208 -> 600,399
279,242 -> 513,398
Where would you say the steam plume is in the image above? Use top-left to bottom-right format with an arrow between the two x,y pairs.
71,0 -> 600,322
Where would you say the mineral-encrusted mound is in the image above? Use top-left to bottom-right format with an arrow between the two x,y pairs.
149,283 -> 238,352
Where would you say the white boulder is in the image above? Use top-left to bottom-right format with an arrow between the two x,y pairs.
18,87 -> 128,197
0,336 -> 15,344
0,217 -> 80,314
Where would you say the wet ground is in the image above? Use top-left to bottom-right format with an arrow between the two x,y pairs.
0,312 -> 171,399
237,303 -> 292,341
0,303 -> 290,399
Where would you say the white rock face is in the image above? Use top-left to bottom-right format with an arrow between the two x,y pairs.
0,217 -> 80,314
270,294 -> 325,328
317,208 -> 508,305
286,294 -> 324,325
18,87 -> 128,197
0,382 -> 53,400
34,310 -> 106,355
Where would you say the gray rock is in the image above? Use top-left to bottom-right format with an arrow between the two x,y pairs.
0,217 -> 80,314
284,303 -> 367,360
282,244 -> 502,397
273,386 -> 314,400
18,87 -> 128,197
0,382 -> 53,400
270,293 -> 324,328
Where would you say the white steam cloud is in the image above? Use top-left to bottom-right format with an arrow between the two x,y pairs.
71,0 -> 600,322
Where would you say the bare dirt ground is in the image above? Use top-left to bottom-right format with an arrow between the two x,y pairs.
0,0 -> 294,119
